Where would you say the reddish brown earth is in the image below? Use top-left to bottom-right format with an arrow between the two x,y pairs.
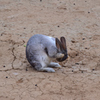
0,0 -> 100,100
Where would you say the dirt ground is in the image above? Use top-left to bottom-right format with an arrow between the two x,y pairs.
0,0 -> 100,100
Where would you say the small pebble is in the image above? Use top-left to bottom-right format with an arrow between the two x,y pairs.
72,70 -> 73,72
73,3 -> 75,5
71,40 -> 76,43
75,63 -> 79,65
57,26 -> 60,27
35,84 -> 37,86
81,71 -> 83,73
92,69 -> 95,71
40,0 -> 42,2
6,76 -> 8,78
85,48 -> 88,49
24,27 -> 26,29
82,38 -> 85,40
88,12 -> 90,13
13,73 -> 18,75
3,25 -> 7,27
3,66 -> 5,67
26,68 -> 28,71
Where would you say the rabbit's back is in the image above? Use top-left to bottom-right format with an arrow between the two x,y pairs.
26,34 -> 56,68
26,34 -> 68,72
26,34 -> 55,51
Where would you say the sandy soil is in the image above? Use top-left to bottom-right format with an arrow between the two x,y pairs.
0,0 -> 100,100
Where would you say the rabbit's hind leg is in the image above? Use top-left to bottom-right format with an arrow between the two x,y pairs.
48,62 -> 61,68
39,67 -> 55,72
33,62 -> 55,72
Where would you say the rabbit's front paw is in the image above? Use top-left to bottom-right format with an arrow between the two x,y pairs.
56,53 -> 64,58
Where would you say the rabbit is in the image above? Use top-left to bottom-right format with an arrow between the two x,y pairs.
26,34 -> 68,72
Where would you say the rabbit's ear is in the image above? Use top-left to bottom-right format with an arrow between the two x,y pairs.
60,37 -> 67,50
56,38 -> 62,50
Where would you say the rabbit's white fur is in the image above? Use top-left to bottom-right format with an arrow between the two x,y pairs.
32,50 -> 61,72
